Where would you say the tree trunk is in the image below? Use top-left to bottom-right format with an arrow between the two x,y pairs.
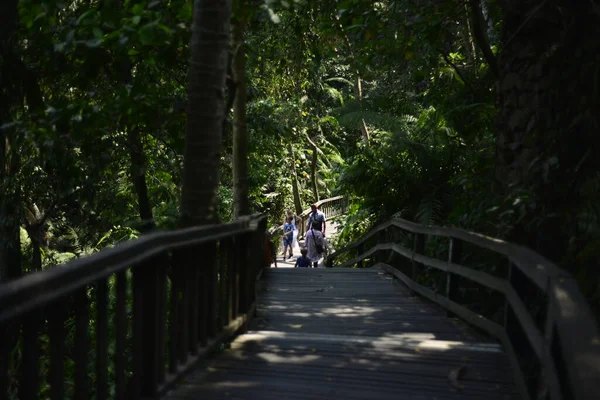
181,0 -> 232,226
127,127 -> 154,230
232,9 -> 249,218
24,204 -> 50,273
309,139 -> 319,202
0,0 -> 22,282
461,1 -> 477,63
355,75 -> 370,142
288,143 -> 303,215
496,1 -> 600,264
468,0 -> 498,78
109,0 -> 154,232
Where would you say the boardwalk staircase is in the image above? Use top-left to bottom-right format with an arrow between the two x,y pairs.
0,196 -> 598,400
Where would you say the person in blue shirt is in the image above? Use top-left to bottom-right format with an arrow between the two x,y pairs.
294,248 -> 311,268
282,216 -> 294,259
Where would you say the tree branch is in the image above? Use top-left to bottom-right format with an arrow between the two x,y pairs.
467,0 -> 499,79
438,50 -> 476,94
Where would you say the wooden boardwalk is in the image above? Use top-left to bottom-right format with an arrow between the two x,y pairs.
164,267 -> 518,399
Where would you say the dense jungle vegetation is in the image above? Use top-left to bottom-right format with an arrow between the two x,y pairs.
1,0 -> 599,320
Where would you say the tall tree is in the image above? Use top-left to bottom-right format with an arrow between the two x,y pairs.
232,0 -> 250,218
495,1 -> 600,264
181,0 -> 233,225
0,0 -> 22,281
288,143 -> 303,215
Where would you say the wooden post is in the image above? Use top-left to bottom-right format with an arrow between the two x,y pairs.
48,301 -> 67,400
377,229 -> 386,263
116,271 -> 128,398
96,278 -> 108,400
217,239 -> 229,329
74,288 -> 89,400
21,312 -> 41,400
206,242 -> 218,339
412,233 -> 425,280
253,218 -> 267,305
446,238 -> 462,317
137,257 -> 162,397
326,255 -> 334,268
503,260 -> 513,330
357,244 -> 364,268
237,234 -> 250,314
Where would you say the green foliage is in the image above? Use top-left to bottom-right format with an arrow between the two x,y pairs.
3,0 -> 598,335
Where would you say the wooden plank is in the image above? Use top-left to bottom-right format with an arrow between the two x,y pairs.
21,312 -> 40,400
48,300 -> 66,400
206,242 -> 219,338
95,278 -> 109,400
131,265 -> 144,399
162,268 -> 518,400
373,264 -> 505,338
168,254 -> 179,375
114,271 -> 127,400
331,243 -> 549,367
73,288 -> 89,400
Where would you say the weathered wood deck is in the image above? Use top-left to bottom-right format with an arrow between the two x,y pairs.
164,267 -> 518,400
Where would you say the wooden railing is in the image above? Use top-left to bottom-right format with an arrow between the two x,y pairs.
326,217 -> 600,400
269,195 -> 347,240
0,214 -> 267,400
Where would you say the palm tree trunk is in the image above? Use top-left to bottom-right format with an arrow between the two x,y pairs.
355,75 -> 370,141
232,9 -> 249,218
181,0 -> 232,226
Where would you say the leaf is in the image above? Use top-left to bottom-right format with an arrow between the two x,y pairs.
139,26 -> 154,45
85,38 -> 103,48
267,8 -> 280,24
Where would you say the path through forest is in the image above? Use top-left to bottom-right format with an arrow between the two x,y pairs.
276,220 -> 340,268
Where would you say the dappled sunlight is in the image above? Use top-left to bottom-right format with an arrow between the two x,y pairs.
256,352 -> 321,364
167,269 -> 519,399
202,380 -> 260,389
319,305 -> 380,317
555,285 -> 577,318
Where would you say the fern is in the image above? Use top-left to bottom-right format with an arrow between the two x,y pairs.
415,194 -> 443,226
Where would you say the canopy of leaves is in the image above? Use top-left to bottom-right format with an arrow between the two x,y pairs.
2,0 -> 599,316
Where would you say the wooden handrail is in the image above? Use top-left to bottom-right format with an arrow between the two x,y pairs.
0,213 -> 268,399
327,217 -> 600,400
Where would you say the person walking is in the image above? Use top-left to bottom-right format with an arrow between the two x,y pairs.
286,210 -> 300,252
294,247 -> 311,268
282,216 -> 294,259
306,221 -> 325,268
307,203 -> 326,236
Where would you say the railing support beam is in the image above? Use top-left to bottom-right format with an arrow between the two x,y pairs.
446,238 -> 462,318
